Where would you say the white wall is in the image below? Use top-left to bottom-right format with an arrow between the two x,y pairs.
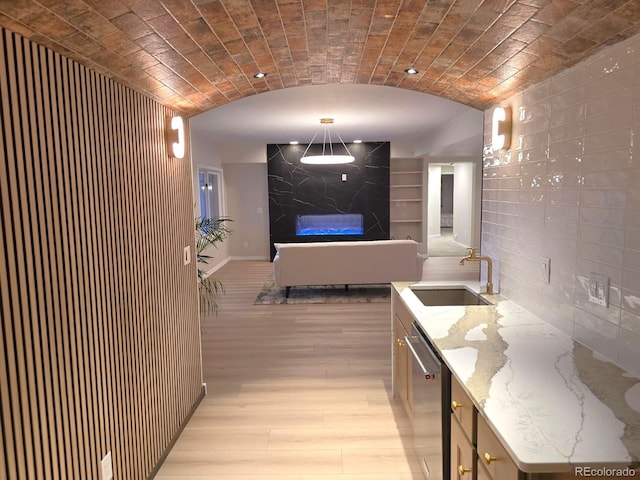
427,164 -> 442,237
482,32 -> 640,376
453,162 -> 475,247
415,109 -> 484,157
223,162 -> 270,260
190,129 -> 230,274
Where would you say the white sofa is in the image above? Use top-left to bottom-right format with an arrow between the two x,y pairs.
273,240 -> 424,297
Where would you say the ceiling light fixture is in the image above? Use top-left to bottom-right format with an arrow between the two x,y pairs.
405,67 -> 418,74
253,72 -> 267,78
300,118 -> 355,165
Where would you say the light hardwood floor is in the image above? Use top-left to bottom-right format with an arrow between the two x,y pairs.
155,258 -> 477,479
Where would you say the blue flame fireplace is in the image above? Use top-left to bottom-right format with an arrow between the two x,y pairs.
296,213 -> 364,236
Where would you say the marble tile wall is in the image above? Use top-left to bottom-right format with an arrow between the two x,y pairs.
482,33 -> 640,377
267,142 -> 390,259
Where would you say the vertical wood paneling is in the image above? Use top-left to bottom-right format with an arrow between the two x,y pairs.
1,27 -> 203,480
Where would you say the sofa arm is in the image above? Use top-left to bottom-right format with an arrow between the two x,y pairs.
273,252 -> 282,286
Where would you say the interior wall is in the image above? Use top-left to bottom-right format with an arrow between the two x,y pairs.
223,162 -> 270,260
427,164 -> 442,238
482,32 -> 640,377
0,28 -> 203,479
415,109 -> 484,157
453,162 -> 476,247
191,133 -> 230,273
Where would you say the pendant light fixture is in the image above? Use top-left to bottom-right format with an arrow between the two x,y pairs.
300,118 -> 355,165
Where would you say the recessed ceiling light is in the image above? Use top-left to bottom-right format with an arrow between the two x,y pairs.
405,67 -> 418,75
254,72 -> 267,78
353,139 -> 362,144
289,141 -> 299,145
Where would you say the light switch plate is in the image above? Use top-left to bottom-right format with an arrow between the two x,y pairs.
101,451 -> 113,480
588,273 -> 609,307
541,257 -> 551,283
183,246 -> 191,265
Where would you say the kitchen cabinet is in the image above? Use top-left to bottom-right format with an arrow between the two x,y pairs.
477,464 -> 492,480
451,374 -> 475,442
390,157 -> 425,249
393,314 -> 411,416
450,375 -> 477,480
392,289 -> 414,417
451,414 -> 475,480
477,413 -> 519,480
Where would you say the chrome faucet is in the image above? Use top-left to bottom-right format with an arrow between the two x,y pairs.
460,247 -> 494,294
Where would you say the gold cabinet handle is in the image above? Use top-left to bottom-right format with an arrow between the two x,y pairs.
484,452 -> 497,464
458,465 -> 471,476
451,400 -> 463,410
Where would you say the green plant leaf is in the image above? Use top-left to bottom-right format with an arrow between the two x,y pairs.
196,216 -> 233,315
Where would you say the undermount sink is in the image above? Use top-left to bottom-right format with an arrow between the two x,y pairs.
409,286 -> 492,306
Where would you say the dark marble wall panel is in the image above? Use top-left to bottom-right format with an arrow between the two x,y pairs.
267,142 -> 390,259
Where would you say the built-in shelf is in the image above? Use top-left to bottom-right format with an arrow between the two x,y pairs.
390,158 -> 425,246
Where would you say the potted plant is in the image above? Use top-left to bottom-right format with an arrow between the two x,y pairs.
195,216 -> 232,314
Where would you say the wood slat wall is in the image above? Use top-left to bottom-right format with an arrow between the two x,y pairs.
0,28 -> 203,480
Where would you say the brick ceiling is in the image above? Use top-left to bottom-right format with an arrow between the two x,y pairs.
1,0 -> 639,117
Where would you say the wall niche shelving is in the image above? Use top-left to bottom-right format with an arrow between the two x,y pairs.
390,157 -> 426,251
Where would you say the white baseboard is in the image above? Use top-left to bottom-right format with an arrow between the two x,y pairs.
229,255 -> 270,261
201,257 -> 231,279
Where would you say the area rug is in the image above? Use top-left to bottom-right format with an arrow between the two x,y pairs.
254,280 -> 391,305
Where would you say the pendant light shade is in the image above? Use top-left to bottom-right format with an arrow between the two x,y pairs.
300,118 -> 355,165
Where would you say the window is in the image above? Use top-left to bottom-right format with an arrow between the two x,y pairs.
199,169 -> 222,220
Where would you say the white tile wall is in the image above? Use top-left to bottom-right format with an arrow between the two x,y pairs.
482,33 -> 640,377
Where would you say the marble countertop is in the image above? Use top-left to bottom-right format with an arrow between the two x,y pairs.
393,281 -> 640,473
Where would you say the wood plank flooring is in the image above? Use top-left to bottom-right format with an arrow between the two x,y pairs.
155,258 -> 478,479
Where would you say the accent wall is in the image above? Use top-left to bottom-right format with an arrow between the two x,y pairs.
267,142 -> 390,259
0,28 -> 202,479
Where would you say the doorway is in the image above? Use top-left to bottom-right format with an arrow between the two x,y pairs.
426,161 -> 480,257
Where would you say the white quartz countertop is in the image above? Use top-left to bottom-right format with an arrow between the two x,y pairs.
393,281 -> 640,474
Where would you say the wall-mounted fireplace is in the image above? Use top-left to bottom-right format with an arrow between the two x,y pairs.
296,213 -> 364,236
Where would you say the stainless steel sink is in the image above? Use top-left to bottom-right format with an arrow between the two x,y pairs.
409,286 -> 492,306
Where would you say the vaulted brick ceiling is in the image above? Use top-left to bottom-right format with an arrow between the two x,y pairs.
1,0 -> 639,117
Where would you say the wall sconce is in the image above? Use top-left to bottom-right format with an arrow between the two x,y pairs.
166,115 -> 185,158
491,106 -> 512,151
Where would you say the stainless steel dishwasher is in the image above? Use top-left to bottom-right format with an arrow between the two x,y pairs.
405,322 -> 451,480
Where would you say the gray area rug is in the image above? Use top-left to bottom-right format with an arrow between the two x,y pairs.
254,280 -> 391,305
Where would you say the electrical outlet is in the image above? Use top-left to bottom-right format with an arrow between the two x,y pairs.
183,245 -> 191,265
101,452 -> 113,480
541,257 -> 551,283
588,273 -> 609,307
